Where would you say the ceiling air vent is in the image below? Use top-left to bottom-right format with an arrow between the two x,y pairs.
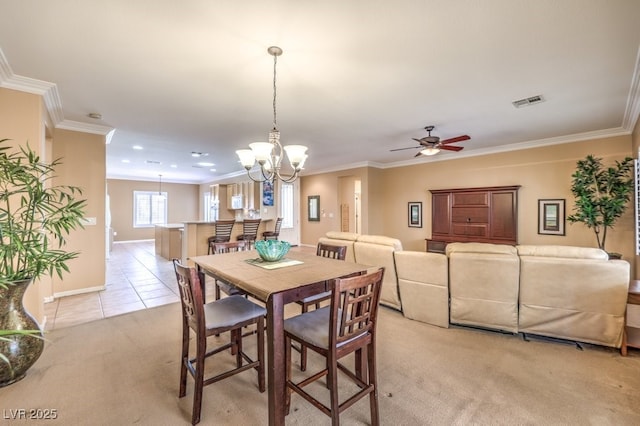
512,95 -> 545,108
145,160 -> 161,165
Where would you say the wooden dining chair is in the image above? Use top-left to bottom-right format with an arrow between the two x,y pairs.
295,243 -> 347,370
236,219 -> 261,249
207,220 -> 236,254
210,241 -> 248,300
173,259 -> 266,425
284,267 -> 385,426
262,217 -> 283,240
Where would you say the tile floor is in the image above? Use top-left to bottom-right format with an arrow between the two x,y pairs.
44,240 -> 183,331
44,240 -> 313,331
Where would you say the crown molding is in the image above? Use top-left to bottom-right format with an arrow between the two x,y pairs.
0,47 -> 115,138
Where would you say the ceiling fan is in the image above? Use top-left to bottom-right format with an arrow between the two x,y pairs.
391,126 -> 470,157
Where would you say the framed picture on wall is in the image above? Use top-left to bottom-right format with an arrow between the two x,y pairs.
538,199 -> 565,235
262,181 -> 274,206
308,195 -> 320,221
408,202 -> 422,228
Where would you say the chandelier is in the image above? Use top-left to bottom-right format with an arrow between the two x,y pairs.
236,46 -> 308,183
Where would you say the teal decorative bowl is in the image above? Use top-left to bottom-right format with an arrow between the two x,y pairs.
254,240 -> 291,262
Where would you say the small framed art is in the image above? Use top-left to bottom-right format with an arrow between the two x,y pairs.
408,202 -> 422,228
538,199 -> 565,235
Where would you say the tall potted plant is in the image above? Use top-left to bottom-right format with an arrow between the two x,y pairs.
0,138 -> 86,386
567,154 -> 634,256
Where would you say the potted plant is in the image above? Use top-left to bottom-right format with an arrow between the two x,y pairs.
567,154 -> 634,257
0,138 -> 86,387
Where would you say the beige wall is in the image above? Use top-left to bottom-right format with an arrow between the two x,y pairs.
0,88 -> 45,321
107,179 -> 200,241
301,135 -> 635,276
51,129 -> 106,296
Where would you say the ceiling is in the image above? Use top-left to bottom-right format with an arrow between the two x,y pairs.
1,1 -> 639,184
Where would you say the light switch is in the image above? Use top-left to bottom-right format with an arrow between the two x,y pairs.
81,217 -> 97,226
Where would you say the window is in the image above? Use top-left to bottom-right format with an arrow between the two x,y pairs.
280,183 -> 294,228
134,191 -> 167,227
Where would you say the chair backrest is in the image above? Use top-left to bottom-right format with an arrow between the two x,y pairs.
329,267 -> 384,348
214,220 -> 236,241
241,219 -> 261,238
273,217 -> 283,234
316,242 -> 347,260
173,259 -> 205,334
211,240 -> 247,254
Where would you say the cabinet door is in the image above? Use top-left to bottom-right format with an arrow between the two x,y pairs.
490,190 -> 517,240
432,193 -> 451,235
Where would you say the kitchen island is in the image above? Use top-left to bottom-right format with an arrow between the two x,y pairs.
181,219 -> 271,264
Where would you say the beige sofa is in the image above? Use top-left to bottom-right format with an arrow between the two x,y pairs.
517,245 -> 629,347
316,233 -> 631,349
318,232 -> 403,310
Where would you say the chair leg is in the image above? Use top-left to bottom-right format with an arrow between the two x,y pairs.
179,324 -> 189,398
256,316 -> 265,392
367,342 -> 380,426
285,335 -> 293,415
300,304 -> 309,371
192,336 -> 206,425
328,354 -> 340,426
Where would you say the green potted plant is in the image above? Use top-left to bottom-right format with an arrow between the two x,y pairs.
567,154 -> 634,257
0,138 -> 86,387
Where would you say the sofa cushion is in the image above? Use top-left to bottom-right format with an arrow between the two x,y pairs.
517,247 -> 629,347
395,251 -> 449,328
318,232 -> 360,263
516,244 -> 608,260
447,242 -> 520,333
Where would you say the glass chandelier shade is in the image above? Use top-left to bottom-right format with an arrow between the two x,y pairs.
236,46 -> 308,183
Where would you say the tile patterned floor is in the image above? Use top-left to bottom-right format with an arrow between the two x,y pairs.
44,240 -> 183,331
44,240 -> 314,331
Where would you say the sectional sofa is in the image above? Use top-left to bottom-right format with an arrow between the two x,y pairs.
317,232 -> 631,349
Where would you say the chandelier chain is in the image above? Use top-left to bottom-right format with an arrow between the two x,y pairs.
272,53 -> 278,130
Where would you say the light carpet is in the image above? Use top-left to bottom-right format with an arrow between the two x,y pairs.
2,302 -> 640,425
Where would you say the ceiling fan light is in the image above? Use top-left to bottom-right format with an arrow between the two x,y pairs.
420,147 -> 440,156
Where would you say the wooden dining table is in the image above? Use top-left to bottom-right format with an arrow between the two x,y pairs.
190,249 -> 370,426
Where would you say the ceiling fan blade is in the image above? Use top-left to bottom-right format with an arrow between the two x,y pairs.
440,135 -> 470,145
414,151 -> 424,158
390,146 -> 421,152
439,145 -> 464,151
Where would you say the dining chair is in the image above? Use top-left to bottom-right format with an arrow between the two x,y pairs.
207,220 -> 236,254
284,267 -> 385,426
295,242 -> 347,371
262,217 -> 283,240
236,218 -> 261,249
210,241 -> 248,300
173,259 -> 266,425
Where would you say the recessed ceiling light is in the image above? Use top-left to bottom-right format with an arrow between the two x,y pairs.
121,159 -> 130,163
170,164 -> 177,168
133,145 -> 143,150
210,168 -> 216,172
197,162 -> 215,167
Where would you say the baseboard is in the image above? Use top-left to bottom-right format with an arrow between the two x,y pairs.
53,285 -> 105,299
113,239 -> 154,244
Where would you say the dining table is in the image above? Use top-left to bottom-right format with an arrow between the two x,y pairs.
190,249 -> 371,426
